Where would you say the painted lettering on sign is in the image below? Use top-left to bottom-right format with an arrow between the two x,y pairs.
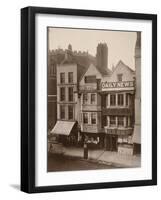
101,81 -> 134,90
79,85 -> 97,91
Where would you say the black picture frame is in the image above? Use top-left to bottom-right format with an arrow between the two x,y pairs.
21,6 -> 157,193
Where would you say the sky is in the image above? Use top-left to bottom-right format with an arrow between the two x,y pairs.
48,27 -> 137,70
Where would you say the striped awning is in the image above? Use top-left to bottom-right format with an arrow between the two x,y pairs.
51,121 -> 76,136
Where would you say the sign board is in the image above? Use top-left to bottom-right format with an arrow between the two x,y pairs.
101,81 -> 134,91
79,84 -> 97,91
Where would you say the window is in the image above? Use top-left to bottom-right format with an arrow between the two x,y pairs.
60,72 -> 65,83
84,75 -> 96,83
60,87 -> 65,101
83,93 -> 88,104
126,117 -> 129,127
117,74 -> 123,82
118,116 -> 124,127
118,94 -> 124,106
68,72 -> 73,83
83,113 -> 88,124
110,94 -> 116,106
91,94 -> 96,104
126,93 -> 129,106
68,105 -> 74,120
60,105 -> 65,119
91,113 -> 97,124
68,87 -> 73,102
110,116 -> 116,126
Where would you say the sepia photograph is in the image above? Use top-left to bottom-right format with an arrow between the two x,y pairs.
21,7 -> 157,193
47,27 -> 141,172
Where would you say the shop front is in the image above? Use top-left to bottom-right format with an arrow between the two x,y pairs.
50,120 -> 78,146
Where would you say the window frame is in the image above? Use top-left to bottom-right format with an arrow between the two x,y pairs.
60,87 -> 65,101
91,113 -> 97,124
110,116 -> 116,127
68,87 -> 74,102
68,72 -> 73,83
91,93 -> 96,104
68,105 -> 74,120
83,112 -> 88,124
110,94 -> 116,106
117,73 -> 123,82
118,93 -> 124,106
83,93 -> 88,104
118,116 -> 124,127
60,72 -> 65,83
60,105 -> 65,119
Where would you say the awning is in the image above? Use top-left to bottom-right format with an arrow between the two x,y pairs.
132,125 -> 141,144
50,121 -> 76,136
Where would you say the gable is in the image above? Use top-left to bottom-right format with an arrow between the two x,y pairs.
79,64 -> 102,85
108,60 -> 135,82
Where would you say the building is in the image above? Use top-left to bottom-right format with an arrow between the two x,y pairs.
47,50 -> 57,131
51,48 -> 87,146
101,60 -> 135,154
133,32 -> 141,154
78,63 -> 109,148
50,36 -> 140,155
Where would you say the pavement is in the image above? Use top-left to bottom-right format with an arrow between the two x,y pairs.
62,147 -> 141,168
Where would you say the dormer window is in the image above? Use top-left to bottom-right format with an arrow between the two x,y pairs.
117,74 -> 123,82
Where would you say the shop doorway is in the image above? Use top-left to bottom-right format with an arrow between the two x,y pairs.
105,134 -> 118,151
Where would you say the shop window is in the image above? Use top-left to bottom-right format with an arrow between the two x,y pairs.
68,105 -> 74,120
117,74 -> 123,82
83,93 -> 88,104
68,87 -> 73,102
110,116 -> 116,126
91,93 -> 96,104
118,94 -> 124,106
60,72 -> 65,83
91,113 -> 97,124
60,87 -> 65,101
60,105 -> 65,119
84,75 -> 96,83
118,116 -> 124,127
83,113 -> 88,124
68,72 -> 73,83
110,94 -> 116,106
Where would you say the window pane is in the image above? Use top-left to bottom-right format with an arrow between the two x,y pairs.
110,116 -> 116,126
60,105 -> 65,119
68,72 -> 73,83
68,105 -> 73,120
60,87 -> 65,101
118,116 -> 124,126
110,94 -> 116,106
83,113 -> 88,124
85,75 -> 96,83
91,94 -> 96,104
91,113 -> 97,124
118,94 -> 124,106
60,72 -> 65,83
68,87 -> 73,102
117,74 -> 123,82
83,93 -> 88,104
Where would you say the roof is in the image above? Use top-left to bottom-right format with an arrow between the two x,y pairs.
51,121 -> 76,136
95,65 -> 112,76
114,60 -> 135,74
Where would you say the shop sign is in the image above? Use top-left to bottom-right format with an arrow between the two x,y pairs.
79,84 -> 97,91
101,81 -> 134,91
